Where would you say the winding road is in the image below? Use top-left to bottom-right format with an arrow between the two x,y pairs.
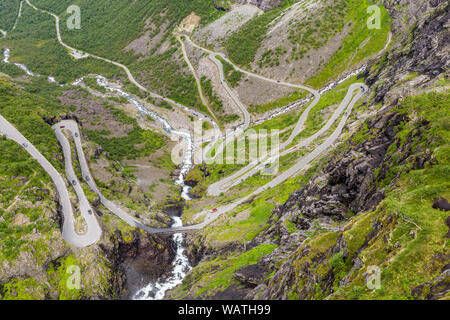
207,83 -> 362,196
197,83 -> 368,227
0,115 -> 102,247
200,52 -> 253,163
208,54 -> 251,130
53,120 -> 217,235
180,34 -> 322,163
0,82 -> 366,245
0,1 -> 375,245
177,35 -> 219,124
180,35 -> 389,196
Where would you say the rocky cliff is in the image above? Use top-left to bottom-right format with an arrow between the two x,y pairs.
366,0 -> 449,104
102,230 -> 176,299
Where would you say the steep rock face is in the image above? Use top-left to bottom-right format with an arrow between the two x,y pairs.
250,233 -> 349,299
366,0 -> 449,104
271,111 -> 406,231
103,230 -> 176,299
382,0 -> 446,35
412,263 -> 450,300
185,236 -> 247,267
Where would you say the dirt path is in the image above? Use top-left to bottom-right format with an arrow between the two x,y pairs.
177,35 -> 220,124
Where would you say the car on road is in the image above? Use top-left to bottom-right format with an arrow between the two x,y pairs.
22,143 -> 28,148
212,208 -> 218,213
60,126 -> 65,129
88,209 -> 92,215
85,176 -> 90,181
71,180 -> 77,186
75,132 -> 79,137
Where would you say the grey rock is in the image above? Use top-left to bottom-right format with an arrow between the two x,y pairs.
234,264 -> 269,288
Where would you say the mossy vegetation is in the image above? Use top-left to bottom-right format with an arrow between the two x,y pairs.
1,277 -> 47,300
201,201 -> 275,244
46,254 -> 83,300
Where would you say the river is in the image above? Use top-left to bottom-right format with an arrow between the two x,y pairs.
90,75 -> 194,300
2,48 -> 194,300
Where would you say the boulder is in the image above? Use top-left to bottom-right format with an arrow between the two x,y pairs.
234,264 -> 268,288
432,197 -> 450,211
